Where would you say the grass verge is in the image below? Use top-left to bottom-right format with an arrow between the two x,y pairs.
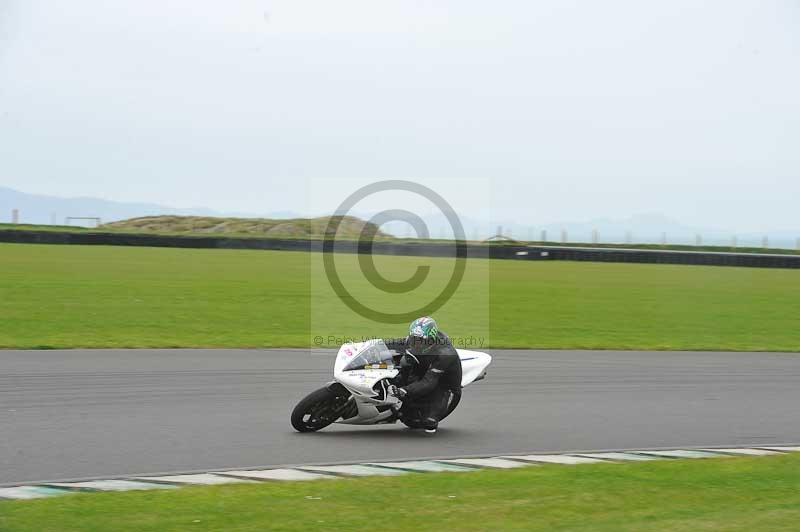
1,243 -> 799,350
1,454 -> 799,531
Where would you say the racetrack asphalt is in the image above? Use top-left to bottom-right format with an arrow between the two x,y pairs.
2,349 -> 799,485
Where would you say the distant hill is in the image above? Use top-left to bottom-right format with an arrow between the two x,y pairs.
0,186 -> 297,226
101,215 -> 390,239
3,186 -> 797,249
426,212 -> 800,250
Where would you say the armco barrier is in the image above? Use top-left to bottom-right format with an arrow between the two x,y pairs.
1,230 -> 799,269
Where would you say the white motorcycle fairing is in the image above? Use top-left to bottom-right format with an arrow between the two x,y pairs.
332,339 -> 491,426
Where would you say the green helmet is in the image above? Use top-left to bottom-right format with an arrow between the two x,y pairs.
409,316 -> 438,340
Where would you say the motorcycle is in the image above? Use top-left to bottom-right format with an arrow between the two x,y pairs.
291,339 -> 492,432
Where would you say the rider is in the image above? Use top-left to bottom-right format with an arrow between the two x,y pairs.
385,317 -> 462,434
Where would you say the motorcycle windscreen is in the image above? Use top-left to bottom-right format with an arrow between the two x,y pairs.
342,340 -> 395,371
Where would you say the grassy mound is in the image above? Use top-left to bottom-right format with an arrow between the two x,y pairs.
99,215 -> 389,239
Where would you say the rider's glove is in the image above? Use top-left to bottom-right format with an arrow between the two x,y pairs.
388,385 -> 408,399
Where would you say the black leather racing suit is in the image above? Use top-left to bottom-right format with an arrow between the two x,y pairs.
385,332 -> 462,430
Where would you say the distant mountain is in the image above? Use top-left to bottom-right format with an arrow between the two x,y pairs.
366,211 -> 706,243
484,213 -> 799,248
2,186 -> 797,249
0,187 -> 299,226
368,210 -> 800,249
539,213 -> 706,243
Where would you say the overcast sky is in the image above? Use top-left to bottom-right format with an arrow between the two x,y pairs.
1,0 -> 798,232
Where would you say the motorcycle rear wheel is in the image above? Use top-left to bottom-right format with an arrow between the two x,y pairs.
291,386 -> 348,432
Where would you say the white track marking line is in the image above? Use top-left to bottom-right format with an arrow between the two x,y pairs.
45,480 -> 175,492
501,454 -> 607,465
633,450 -> 725,459
0,486 -> 72,500
299,464 -> 408,477
366,461 -> 476,473
699,448 -> 781,456
438,458 -> 531,469
134,474 -> 257,485
215,469 -> 335,481
573,452 -> 662,461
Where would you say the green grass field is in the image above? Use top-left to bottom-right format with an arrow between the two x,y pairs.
2,454 -> 799,531
1,243 -> 799,350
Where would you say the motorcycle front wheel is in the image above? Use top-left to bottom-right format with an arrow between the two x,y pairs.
291,386 -> 349,432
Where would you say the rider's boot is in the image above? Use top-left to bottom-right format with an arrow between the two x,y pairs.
424,417 -> 438,434
389,405 -> 403,423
